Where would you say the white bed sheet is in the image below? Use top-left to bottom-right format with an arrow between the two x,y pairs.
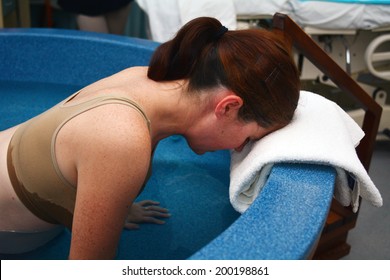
283,0 -> 390,30
136,0 -> 390,42
136,0 -> 237,42
233,0 -> 288,16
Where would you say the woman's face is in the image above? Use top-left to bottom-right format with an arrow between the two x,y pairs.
186,118 -> 273,155
183,90 -> 277,155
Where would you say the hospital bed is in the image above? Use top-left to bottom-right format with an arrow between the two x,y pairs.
353,33 -> 390,138
136,0 -> 390,40
135,0 -> 390,81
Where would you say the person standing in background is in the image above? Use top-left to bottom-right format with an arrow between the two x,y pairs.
57,0 -> 133,35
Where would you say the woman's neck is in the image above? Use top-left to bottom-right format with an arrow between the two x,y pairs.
136,76 -> 202,147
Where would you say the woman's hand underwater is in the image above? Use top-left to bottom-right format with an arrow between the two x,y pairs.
124,200 -> 171,230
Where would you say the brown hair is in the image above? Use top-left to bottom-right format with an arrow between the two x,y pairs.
148,17 -> 300,128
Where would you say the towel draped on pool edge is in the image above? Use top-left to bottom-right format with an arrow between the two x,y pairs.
230,90 -> 383,213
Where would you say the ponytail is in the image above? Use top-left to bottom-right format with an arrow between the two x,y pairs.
148,17 -> 300,128
148,17 -> 226,89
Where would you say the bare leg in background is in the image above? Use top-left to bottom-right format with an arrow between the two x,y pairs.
76,4 -> 131,35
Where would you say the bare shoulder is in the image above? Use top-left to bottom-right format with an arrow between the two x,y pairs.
56,102 -> 152,187
75,103 -> 151,167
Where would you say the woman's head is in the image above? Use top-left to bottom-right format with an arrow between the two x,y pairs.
148,17 -> 300,129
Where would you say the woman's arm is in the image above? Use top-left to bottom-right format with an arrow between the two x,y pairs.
67,104 -> 152,259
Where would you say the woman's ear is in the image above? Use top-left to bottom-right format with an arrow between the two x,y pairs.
215,95 -> 243,119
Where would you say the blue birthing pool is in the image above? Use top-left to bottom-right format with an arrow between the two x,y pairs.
0,28 -> 336,260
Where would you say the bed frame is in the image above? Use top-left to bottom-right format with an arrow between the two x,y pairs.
272,13 -> 382,259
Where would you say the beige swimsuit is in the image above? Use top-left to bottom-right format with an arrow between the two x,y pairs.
7,92 -> 151,230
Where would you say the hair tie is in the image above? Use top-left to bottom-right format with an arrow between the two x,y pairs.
215,26 -> 228,40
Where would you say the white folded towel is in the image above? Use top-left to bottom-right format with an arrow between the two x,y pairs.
230,90 -> 383,213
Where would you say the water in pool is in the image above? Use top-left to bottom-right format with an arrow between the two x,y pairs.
0,80 -> 82,130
